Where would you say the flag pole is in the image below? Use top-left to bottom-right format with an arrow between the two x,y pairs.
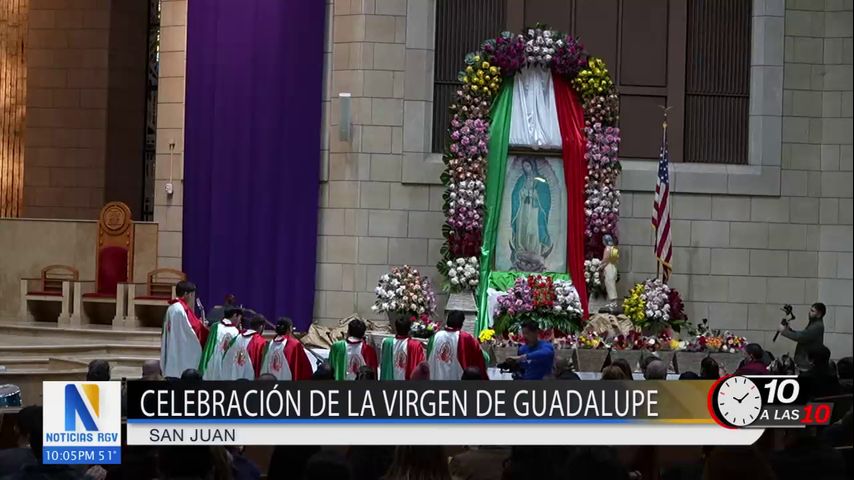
656,106 -> 670,282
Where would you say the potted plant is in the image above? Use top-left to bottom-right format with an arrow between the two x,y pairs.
574,331 -> 609,372
608,330 -> 645,373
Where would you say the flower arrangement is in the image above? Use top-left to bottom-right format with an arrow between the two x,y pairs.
410,314 -> 439,339
723,333 -> 747,352
523,27 -> 556,66
583,122 -> 621,254
683,319 -> 748,353
446,179 -> 485,231
572,57 -> 613,100
622,279 -> 689,333
576,330 -> 605,349
460,55 -> 501,97
446,256 -> 479,291
482,32 -> 526,75
552,35 -> 586,77
493,275 -> 583,334
583,258 -> 605,298
438,26 -> 621,292
478,328 -> 496,343
584,123 -> 620,167
583,88 -> 620,126
372,265 -> 437,318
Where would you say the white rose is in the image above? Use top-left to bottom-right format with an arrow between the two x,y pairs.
451,278 -> 459,285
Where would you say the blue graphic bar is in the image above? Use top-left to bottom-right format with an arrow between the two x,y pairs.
43,446 -> 121,465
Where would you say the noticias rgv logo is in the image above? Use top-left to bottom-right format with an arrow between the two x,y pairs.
43,381 -> 121,465
65,384 -> 100,432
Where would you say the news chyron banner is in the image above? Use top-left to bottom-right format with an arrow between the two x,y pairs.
121,375 -> 833,446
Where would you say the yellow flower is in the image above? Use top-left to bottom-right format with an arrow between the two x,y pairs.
479,328 -> 495,343
465,66 -> 473,74
471,85 -> 479,92
489,66 -> 498,75
473,55 -> 481,63
481,61 -> 489,69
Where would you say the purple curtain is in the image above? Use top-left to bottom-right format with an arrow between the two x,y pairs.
183,0 -> 324,330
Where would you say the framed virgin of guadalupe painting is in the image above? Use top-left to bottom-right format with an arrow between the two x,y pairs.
494,155 -> 567,273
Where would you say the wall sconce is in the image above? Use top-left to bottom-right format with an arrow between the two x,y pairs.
166,140 -> 175,197
338,92 -> 351,142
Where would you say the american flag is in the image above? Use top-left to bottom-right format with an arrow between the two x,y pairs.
652,139 -> 672,282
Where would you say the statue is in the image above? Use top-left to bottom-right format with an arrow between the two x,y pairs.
598,234 -> 621,313
509,158 -> 553,272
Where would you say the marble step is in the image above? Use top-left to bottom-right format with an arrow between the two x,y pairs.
0,321 -> 160,346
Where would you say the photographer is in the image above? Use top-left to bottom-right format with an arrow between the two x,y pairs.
503,320 -> 554,380
778,302 -> 826,371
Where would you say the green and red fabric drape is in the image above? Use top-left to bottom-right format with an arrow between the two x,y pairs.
476,73 -> 590,334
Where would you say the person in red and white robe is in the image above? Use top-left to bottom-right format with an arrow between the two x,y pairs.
427,311 -> 487,380
220,315 -> 267,380
260,317 -> 313,380
161,281 -> 208,379
380,316 -> 426,380
329,318 -> 378,380
200,305 -> 242,380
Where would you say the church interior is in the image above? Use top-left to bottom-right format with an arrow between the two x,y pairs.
0,0 -> 853,476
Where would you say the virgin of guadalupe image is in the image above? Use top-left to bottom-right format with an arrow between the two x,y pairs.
510,158 -> 553,271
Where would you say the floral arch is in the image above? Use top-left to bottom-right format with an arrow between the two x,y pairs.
436,27 -> 622,334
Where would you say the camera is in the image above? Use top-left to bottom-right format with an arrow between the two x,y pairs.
773,304 -> 796,342
496,359 -> 524,374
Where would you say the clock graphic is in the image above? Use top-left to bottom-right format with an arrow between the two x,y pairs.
710,375 -> 763,428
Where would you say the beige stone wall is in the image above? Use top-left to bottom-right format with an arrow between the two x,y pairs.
23,0 -> 151,220
24,0 -> 112,219
609,0 -> 852,358
152,0 -> 186,271
317,0 -> 447,325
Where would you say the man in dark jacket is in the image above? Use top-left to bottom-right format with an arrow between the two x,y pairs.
779,302 -> 826,371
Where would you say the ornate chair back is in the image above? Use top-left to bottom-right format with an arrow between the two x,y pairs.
95,202 -> 134,295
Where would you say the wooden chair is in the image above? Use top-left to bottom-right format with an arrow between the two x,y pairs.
124,268 -> 186,327
72,202 -> 134,327
19,265 -> 78,323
